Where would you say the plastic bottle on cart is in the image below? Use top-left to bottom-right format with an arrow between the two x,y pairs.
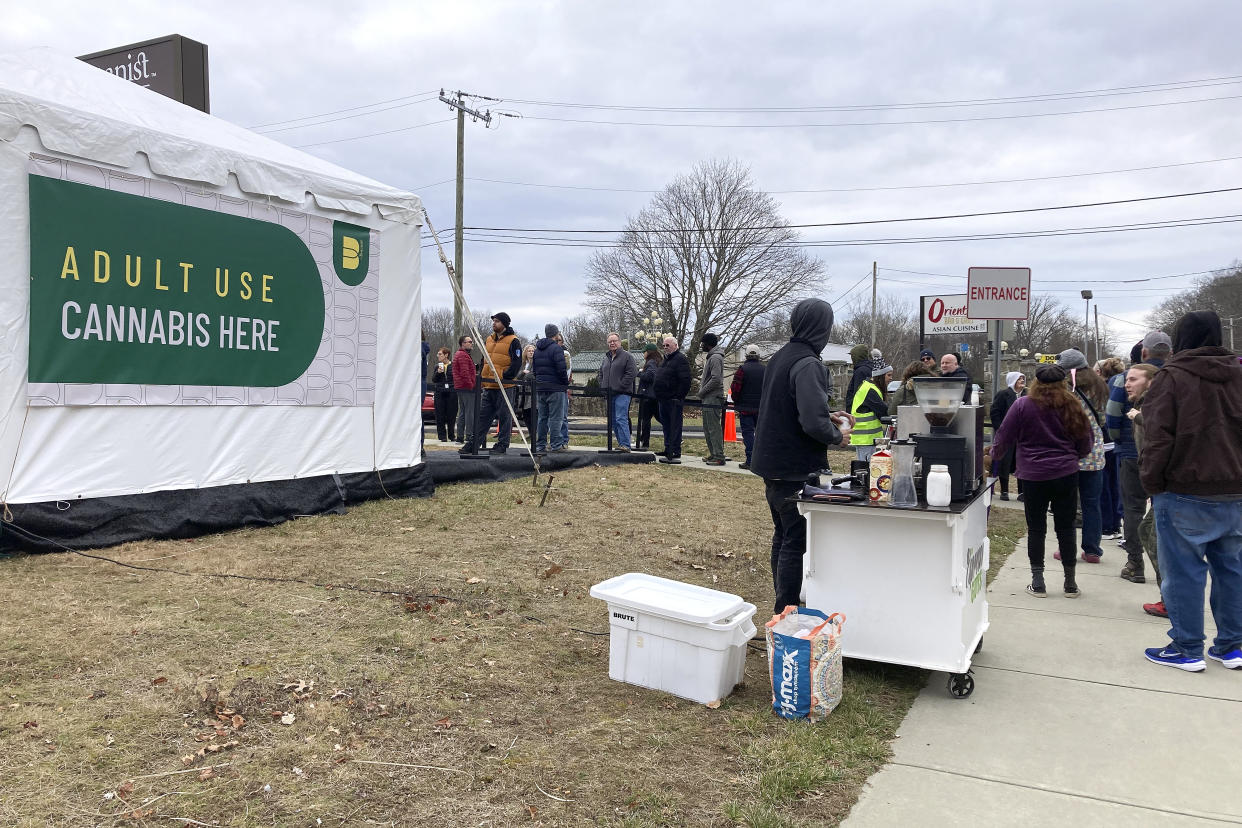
926,464 -> 952,507
869,440 -> 893,503
889,439 -> 919,508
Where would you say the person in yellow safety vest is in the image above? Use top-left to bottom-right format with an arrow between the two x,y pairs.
850,356 -> 893,461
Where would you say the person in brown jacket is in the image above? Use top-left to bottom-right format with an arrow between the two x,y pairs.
1139,310 -> 1242,672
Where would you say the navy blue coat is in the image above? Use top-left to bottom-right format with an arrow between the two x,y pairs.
532,338 -> 568,390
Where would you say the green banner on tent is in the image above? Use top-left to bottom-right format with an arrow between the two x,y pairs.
28,174 -> 326,387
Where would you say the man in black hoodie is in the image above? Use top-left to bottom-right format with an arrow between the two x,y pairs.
1139,310 -> 1242,672
751,299 -> 853,613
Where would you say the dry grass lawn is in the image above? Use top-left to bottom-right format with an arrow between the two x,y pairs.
0,463 -> 1019,827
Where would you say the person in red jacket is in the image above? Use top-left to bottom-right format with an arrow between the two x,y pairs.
452,334 -> 478,447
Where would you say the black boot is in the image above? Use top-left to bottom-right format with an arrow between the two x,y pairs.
1063,562 -> 1080,599
1027,566 -> 1046,597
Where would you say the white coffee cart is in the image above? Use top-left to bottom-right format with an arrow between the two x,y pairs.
797,484 -> 991,698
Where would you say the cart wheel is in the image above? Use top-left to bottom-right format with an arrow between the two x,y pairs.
947,671 -> 975,699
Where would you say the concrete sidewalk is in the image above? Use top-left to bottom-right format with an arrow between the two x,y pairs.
844,535 -> 1242,826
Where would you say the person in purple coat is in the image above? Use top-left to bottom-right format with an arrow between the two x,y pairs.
991,365 -> 1093,599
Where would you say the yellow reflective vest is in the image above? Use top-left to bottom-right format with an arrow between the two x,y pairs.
850,379 -> 884,446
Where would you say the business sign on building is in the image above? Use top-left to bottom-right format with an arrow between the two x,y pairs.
967,267 -> 1031,320
26,157 -> 377,406
79,35 -> 210,113
921,293 -> 988,338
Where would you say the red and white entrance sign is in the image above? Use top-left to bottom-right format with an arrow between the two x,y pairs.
967,267 -> 1031,320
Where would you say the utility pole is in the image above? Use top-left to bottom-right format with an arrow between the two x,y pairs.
439,89 -> 495,341
870,261 -> 877,348
1094,305 -> 1101,363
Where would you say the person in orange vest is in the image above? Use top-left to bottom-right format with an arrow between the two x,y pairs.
461,312 -> 523,456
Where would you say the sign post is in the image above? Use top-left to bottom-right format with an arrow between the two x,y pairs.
967,267 -> 1031,404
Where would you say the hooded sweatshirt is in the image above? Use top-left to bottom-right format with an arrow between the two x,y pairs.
1139,343 -> 1242,496
750,299 -> 843,481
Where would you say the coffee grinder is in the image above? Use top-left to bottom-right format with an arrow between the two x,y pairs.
909,376 -> 972,501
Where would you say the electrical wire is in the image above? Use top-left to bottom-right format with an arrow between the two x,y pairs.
499,74 -> 1242,113
880,266 -> 1223,285
255,93 -> 440,134
418,154 -> 1242,196
293,118 -> 455,148
516,91 -> 1242,129
829,270 -> 875,305
460,186 -> 1242,234
246,89 -> 440,129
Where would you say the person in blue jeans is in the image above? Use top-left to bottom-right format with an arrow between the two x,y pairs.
1056,349 -> 1109,564
597,332 -> 637,451
1139,310 -> 1242,672
730,344 -> 766,469
531,324 -> 569,454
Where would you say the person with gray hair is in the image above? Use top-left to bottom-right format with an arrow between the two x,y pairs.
598,332 -> 637,451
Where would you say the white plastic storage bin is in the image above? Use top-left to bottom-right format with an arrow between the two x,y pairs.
589,573 -> 757,704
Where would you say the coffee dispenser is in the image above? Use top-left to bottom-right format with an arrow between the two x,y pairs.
906,376 -> 975,501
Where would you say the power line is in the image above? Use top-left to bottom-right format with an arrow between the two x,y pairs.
246,89 -> 439,129
830,270 -> 878,305
461,186 -> 1242,234
448,213 -> 1242,250
516,91 -> 1242,129
501,74 -> 1242,113
293,118 -> 454,148
406,154 -> 1242,196
254,93 -> 440,134
880,266 -> 1223,285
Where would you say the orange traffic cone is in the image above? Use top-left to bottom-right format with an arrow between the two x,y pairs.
724,410 -> 738,442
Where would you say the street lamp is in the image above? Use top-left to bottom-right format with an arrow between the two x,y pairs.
1080,290 -> 1093,357
1019,348 -> 1029,359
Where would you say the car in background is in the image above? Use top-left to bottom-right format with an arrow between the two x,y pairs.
423,392 -> 435,422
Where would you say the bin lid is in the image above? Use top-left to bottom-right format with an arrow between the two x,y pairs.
589,572 -> 748,625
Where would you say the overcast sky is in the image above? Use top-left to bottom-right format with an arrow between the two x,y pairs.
5,1 -> 1241,349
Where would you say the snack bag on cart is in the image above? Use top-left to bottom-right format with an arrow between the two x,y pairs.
765,606 -> 845,721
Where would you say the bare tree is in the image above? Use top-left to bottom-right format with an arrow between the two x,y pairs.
1146,264 -> 1242,345
1010,295 -> 1084,356
421,305 -> 496,355
834,295 -> 921,372
585,159 -> 825,357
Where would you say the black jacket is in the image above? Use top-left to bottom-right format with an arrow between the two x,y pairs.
751,299 -> 843,481
943,366 -> 974,402
990,387 -> 1016,429
532,338 -> 568,390
653,349 -> 692,400
637,358 -> 660,399
730,359 -> 766,414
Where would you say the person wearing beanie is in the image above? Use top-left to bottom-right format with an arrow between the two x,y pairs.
530,323 -> 569,455
598,332 -> 638,451
1106,330 -> 1172,577
697,332 -> 729,464
730,344 -> 766,468
1139,310 -> 1242,672
1060,349 -> 1112,566
991,364 -> 1093,598
989,370 -> 1027,500
634,343 -> 663,450
462,312 -> 523,455
920,348 -> 938,374
848,354 -> 891,460
751,299 -> 851,614
845,344 -> 873,408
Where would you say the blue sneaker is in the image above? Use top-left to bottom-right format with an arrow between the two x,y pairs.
1207,645 -> 1242,669
1145,646 -> 1205,672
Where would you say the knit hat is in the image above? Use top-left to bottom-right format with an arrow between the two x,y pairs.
919,348 -> 934,359
849,344 -> 871,366
1035,365 -> 1067,384
1129,340 -> 1144,365
1171,311 -> 1222,352
1055,348 -> 1089,370
1005,371 -> 1023,390
491,312 -> 511,328
644,343 -> 659,354
701,332 -> 719,349
544,323 -> 560,338
871,357 -> 893,378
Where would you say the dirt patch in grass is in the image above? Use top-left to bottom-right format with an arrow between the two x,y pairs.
0,464 -> 1010,826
